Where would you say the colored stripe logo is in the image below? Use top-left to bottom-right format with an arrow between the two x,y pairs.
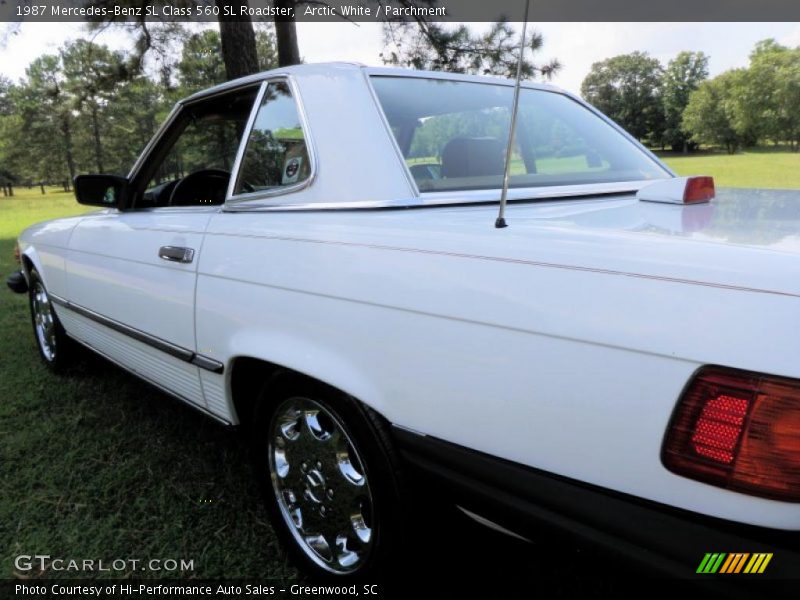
697,553 -> 773,574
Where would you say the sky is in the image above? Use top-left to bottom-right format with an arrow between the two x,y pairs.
1,22 -> 799,96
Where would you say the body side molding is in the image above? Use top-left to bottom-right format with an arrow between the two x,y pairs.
49,293 -> 224,374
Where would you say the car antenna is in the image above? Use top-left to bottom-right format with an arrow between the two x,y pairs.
495,0 -> 531,229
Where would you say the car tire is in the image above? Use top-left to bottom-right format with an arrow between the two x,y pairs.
28,268 -> 73,372
251,378 -> 405,582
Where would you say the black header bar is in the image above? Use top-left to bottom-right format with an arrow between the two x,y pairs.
3,0 -> 800,23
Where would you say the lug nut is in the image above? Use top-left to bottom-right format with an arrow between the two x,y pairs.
315,460 -> 322,470
301,462 -> 308,472
320,506 -> 327,516
327,488 -> 334,499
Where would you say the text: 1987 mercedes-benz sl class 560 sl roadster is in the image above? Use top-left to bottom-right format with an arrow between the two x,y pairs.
7,62 -> 800,580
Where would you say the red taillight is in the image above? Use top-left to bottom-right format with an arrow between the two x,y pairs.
683,176 -> 715,204
662,366 -> 800,502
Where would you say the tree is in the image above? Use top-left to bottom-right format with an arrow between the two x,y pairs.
103,75 -> 170,174
580,52 -> 664,143
15,55 -> 78,184
661,51 -> 708,152
87,0 -> 557,87
61,40 -> 130,173
177,28 -> 278,94
0,75 -> 13,115
682,70 -> 748,154
215,0 -> 260,79
86,0 -> 279,81
746,41 -> 800,151
274,0 -> 301,67
381,20 -> 561,80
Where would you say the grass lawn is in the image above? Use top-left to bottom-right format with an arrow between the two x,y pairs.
410,146 -> 800,190
0,188 -> 297,580
659,147 -> 800,189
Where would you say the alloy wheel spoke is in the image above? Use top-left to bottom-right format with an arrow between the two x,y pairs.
268,397 -> 374,574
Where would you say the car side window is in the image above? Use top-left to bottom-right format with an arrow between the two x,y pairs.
135,87 -> 258,209
233,81 -> 311,195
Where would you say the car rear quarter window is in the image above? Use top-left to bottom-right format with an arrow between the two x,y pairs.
233,81 -> 311,195
370,76 -> 668,193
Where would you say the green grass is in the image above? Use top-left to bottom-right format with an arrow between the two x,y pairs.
410,147 -> 800,189
0,188 -> 297,580
660,147 -> 800,189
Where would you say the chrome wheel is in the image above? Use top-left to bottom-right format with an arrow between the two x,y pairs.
268,397 -> 374,574
32,281 -> 56,362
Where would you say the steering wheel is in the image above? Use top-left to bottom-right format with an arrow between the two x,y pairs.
168,168 -> 231,207
168,168 -> 258,206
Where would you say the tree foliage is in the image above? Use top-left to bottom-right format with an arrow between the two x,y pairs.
682,70 -> 747,154
177,29 -> 278,94
580,51 -> 664,143
661,51 -> 708,152
746,41 -> 800,150
381,20 -> 561,80
682,39 -> 800,153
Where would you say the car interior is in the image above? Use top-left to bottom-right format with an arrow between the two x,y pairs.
134,86 -> 260,209
371,76 -> 667,193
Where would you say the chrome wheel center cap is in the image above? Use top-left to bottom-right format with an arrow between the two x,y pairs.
304,469 -> 326,504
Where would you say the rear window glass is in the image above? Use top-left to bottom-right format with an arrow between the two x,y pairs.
370,76 -> 668,193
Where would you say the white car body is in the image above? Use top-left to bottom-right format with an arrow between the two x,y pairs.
14,64 -> 800,563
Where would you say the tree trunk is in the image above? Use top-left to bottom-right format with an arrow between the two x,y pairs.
40,183 -> 45,194
7,185 -> 12,197
216,0 -> 260,81
91,103 -> 105,173
274,0 -> 301,66
60,114 -> 77,183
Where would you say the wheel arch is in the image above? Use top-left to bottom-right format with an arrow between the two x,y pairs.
20,248 -> 41,284
227,348 -> 386,432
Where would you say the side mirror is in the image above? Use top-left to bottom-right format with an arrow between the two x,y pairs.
74,174 -> 128,208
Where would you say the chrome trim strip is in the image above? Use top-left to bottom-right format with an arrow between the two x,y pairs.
362,69 -> 420,197
68,334 -> 231,426
226,81 -> 268,201
225,75 -> 319,205
219,183 -> 647,212
49,294 -> 225,373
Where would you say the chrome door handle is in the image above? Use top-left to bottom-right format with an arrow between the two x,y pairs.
158,246 -> 194,264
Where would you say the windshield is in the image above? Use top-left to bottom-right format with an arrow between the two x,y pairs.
370,76 -> 669,193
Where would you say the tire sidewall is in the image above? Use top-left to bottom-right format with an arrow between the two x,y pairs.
251,381 -> 403,582
28,268 -> 66,371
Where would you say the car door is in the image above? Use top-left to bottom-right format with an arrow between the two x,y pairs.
66,208 -> 213,408
63,84 -> 261,410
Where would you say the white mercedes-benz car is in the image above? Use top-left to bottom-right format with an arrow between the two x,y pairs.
7,63 -> 799,580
